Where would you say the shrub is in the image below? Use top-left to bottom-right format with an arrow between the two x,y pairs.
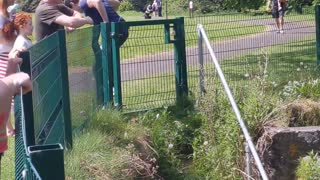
119,0 -> 135,12
296,151 -> 320,179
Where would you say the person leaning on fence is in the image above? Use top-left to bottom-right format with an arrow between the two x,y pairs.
34,0 -> 93,42
271,0 -> 287,34
0,72 -> 32,171
189,0 -> 193,18
65,0 -> 129,47
1,0 -> 22,137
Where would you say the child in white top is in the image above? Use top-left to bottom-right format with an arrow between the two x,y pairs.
13,12 -> 33,51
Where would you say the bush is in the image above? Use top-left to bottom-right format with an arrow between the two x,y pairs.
296,151 -> 320,179
119,0 -> 135,12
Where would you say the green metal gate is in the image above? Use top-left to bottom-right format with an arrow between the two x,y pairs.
101,17 -> 188,111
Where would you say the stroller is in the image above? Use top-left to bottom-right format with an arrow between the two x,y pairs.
144,4 -> 153,19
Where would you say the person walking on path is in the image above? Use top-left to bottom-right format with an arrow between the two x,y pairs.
157,0 -> 162,17
271,0 -> 287,34
189,0 -> 193,18
34,0 -> 93,41
152,0 -> 158,17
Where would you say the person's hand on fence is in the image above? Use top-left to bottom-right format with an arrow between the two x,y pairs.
85,16 -> 94,25
0,72 -> 32,113
6,51 -> 23,75
6,72 -> 32,95
66,26 -> 76,32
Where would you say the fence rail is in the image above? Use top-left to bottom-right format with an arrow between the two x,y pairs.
197,24 -> 268,180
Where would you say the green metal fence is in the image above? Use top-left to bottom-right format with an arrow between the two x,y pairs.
15,30 -> 70,179
184,9 -> 316,94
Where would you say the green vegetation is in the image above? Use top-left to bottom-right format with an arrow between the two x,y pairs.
296,151 -> 320,179
1,138 -> 15,179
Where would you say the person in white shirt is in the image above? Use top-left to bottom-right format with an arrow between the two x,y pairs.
189,0 -> 193,18
13,12 -> 33,51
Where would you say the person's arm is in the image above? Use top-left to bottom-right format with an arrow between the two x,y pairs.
40,4 -> 93,28
55,14 -> 93,28
72,10 -> 83,18
87,0 -> 109,22
0,72 -> 32,113
109,0 -> 121,11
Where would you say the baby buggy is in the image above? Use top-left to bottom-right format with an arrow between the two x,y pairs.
144,4 -> 153,19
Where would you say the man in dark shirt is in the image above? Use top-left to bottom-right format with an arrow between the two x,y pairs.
35,0 -> 93,41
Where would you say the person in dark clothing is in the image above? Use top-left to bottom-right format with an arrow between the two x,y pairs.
157,0 -> 162,17
271,0 -> 287,34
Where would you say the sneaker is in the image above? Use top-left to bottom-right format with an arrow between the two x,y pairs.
276,30 -> 280,33
280,30 -> 284,34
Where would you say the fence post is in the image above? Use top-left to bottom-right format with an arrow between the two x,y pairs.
315,5 -> 320,65
174,17 -> 188,102
58,30 -> 73,149
101,23 -> 114,108
111,22 -> 123,108
92,25 -> 104,106
197,24 -> 205,96
19,51 -> 35,147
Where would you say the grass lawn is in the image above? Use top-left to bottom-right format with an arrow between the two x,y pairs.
66,13 -> 269,67
121,35 -> 317,112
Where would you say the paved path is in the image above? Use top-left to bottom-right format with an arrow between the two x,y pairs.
68,18 -> 315,92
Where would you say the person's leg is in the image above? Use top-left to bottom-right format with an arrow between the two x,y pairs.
159,7 -> 162,17
275,18 -> 280,31
91,27 -> 104,105
279,16 -> 284,33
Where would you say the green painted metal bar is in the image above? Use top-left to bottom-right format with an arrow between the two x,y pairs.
20,51 -> 36,147
176,17 -> 188,96
101,23 -> 114,107
58,30 -> 73,149
315,5 -> 320,65
173,17 -> 189,101
92,26 -> 104,106
111,22 -> 122,108
125,19 -> 178,27
28,144 -> 65,180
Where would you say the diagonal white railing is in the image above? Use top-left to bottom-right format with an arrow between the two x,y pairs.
197,24 -> 268,180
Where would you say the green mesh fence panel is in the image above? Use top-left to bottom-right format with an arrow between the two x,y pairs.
15,93 -> 41,179
66,25 -> 101,132
184,10 -> 317,95
28,32 -> 67,145
117,20 -> 184,112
